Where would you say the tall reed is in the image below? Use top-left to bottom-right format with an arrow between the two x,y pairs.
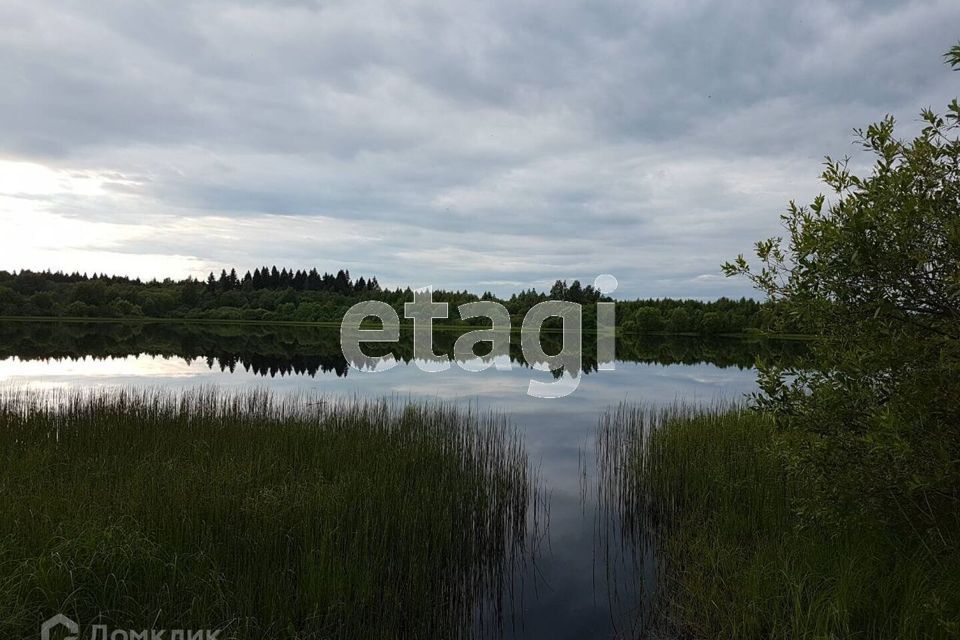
0,388 -> 538,639
596,404 -> 960,639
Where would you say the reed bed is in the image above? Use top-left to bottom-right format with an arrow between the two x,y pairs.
0,388 -> 538,639
596,404 -> 960,639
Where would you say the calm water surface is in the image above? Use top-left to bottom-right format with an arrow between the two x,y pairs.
0,321 -> 801,638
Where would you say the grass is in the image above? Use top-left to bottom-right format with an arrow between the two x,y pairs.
597,404 -> 960,639
0,389 -> 539,639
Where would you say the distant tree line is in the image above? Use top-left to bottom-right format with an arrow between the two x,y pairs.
617,297 -> 770,335
204,267 -> 381,295
0,268 -> 778,335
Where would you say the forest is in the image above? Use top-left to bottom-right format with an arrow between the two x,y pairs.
0,267 -> 772,335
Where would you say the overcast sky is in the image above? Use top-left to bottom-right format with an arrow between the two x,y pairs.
1,0 -> 957,298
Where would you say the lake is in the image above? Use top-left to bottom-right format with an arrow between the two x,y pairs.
0,321 -> 804,638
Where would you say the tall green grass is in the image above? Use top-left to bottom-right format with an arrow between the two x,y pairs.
597,404 -> 960,639
0,389 -> 539,639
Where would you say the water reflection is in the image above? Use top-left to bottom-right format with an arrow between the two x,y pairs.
0,320 -> 804,379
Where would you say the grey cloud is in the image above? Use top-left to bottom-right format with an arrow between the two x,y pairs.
1,0 -> 957,298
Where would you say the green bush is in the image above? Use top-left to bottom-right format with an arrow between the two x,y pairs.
724,45 -> 960,528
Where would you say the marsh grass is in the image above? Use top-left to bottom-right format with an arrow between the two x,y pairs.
0,388 -> 538,639
597,404 -> 960,639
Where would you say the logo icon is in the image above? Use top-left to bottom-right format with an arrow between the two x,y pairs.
41,614 -> 78,640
